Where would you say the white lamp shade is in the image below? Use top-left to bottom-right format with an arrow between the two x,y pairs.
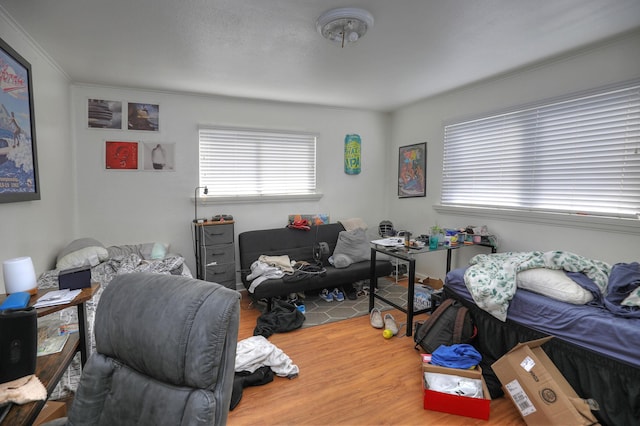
3,256 -> 38,295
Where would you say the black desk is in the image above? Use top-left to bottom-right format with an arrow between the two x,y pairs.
369,242 -> 496,336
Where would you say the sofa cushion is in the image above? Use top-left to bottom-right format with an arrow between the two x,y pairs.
247,261 -> 393,300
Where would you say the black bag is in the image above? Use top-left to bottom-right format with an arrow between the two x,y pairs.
414,299 -> 476,353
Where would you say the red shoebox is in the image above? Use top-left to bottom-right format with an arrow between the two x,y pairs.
422,363 -> 491,420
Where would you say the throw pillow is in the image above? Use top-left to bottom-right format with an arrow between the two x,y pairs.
56,238 -> 109,270
330,228 -> 369,269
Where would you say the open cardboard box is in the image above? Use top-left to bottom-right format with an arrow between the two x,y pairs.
422,363 -> 491,420
492,336 -> 599,425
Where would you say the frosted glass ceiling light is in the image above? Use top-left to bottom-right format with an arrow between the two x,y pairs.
316,7 -> 374,48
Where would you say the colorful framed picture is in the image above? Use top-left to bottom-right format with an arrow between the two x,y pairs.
0,36 -> 40,203
88,99 -> 122,129
127,102 -> 159,131
142,142 -> 175,171
398,142 -> 426,198
105,141 -> 139,170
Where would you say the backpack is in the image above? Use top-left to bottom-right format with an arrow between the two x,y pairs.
414,298 -> 476,353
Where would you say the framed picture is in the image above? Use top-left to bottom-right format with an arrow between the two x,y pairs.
0,36 -> 40,203
142,142 -> 174,171
88,99 -> 122,129
398,142 -> 426,198
127,102 -> 159,131
105,141 -> 139,170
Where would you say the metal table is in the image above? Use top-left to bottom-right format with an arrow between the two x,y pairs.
369,242 -> 496,336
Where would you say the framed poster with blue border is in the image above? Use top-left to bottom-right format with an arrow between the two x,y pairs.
398,142 -> 426,198
0,36 -> 40,203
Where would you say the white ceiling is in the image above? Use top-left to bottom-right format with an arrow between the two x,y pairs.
1,0 -> 640,112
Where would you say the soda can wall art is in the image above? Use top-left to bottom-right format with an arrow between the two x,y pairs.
344,134 -> 361,175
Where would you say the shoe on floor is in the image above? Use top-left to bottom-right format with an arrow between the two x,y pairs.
370,308 -> 383,328
384,313 -> 399,335
344,286 -> 358,300
319,288 -> 333,302
294,302 -> 306,314
332,288 -> 345,302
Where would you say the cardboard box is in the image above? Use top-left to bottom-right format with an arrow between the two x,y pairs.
422,363 -> 491,420
492,337 -> 598,425
422,277 -> 443,290
33,401 -> 67,425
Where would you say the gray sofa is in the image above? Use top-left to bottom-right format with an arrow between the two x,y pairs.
239,223 -> 392,307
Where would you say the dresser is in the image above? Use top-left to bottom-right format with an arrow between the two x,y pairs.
193,221 -> 236,289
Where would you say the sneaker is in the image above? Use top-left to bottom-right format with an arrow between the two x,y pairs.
319,288 -> 333,302
384,313 -> 399,335
332,288 -> 345,302
370,308 -> 383,328
293,300 -> 306,314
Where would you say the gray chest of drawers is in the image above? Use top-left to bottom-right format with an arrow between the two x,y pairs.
194,221 -> 236,289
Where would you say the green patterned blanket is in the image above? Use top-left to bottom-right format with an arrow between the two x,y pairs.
463,251 -> 611,321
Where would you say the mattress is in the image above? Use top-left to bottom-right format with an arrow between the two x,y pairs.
445,267 -> 640,368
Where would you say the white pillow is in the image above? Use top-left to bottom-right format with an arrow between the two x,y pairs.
57,238 -> 109,270
516,268 -> 593,304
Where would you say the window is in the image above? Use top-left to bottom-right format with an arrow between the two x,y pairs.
199,127 -> 317,198
442,80 -> 640,219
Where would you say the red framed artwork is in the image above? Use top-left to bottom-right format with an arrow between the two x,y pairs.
105,141 -> 138,170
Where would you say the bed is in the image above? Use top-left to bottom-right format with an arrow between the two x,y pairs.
444,251 -> 640,426
36,238 -> 193,399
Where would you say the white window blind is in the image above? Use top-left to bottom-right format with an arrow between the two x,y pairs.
442,80 -> 640,219
199,127 -> 317,197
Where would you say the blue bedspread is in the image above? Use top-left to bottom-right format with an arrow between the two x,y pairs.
446,267 -> 640,368
604,262 -> 640,317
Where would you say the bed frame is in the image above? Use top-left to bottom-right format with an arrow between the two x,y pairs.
443,285 -> 640,426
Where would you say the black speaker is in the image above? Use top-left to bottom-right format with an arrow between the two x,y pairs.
0,307 -> 37,384
58,265 -> 91,290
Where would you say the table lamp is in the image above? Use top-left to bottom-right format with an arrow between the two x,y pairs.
3,256 -> 38,295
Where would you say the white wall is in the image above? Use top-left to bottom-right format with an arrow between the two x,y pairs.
71,86 -> 391,277
0,11 -> 74,293
389,31 -> 640,280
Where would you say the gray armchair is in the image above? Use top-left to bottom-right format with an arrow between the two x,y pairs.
47,272 -> 240,426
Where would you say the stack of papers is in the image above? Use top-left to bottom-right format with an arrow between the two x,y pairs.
371,238 -> 405,247
33,289 -> 81,308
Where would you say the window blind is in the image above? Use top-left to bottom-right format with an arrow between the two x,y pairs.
199,127 -> 317,197
442,81 -> 640,219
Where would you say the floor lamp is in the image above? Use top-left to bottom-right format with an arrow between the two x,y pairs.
193,186 -> 208,279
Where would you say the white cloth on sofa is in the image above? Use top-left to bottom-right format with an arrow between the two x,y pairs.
247,260 -> 286,293
235,335 -> 299,378
258,254 -> 294,274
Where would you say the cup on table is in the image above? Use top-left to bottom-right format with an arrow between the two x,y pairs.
429,235 -> 438,250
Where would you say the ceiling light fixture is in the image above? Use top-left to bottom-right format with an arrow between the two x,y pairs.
316,7 -> 374,48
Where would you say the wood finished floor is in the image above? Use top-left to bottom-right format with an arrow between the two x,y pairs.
228,286 -> 525,426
